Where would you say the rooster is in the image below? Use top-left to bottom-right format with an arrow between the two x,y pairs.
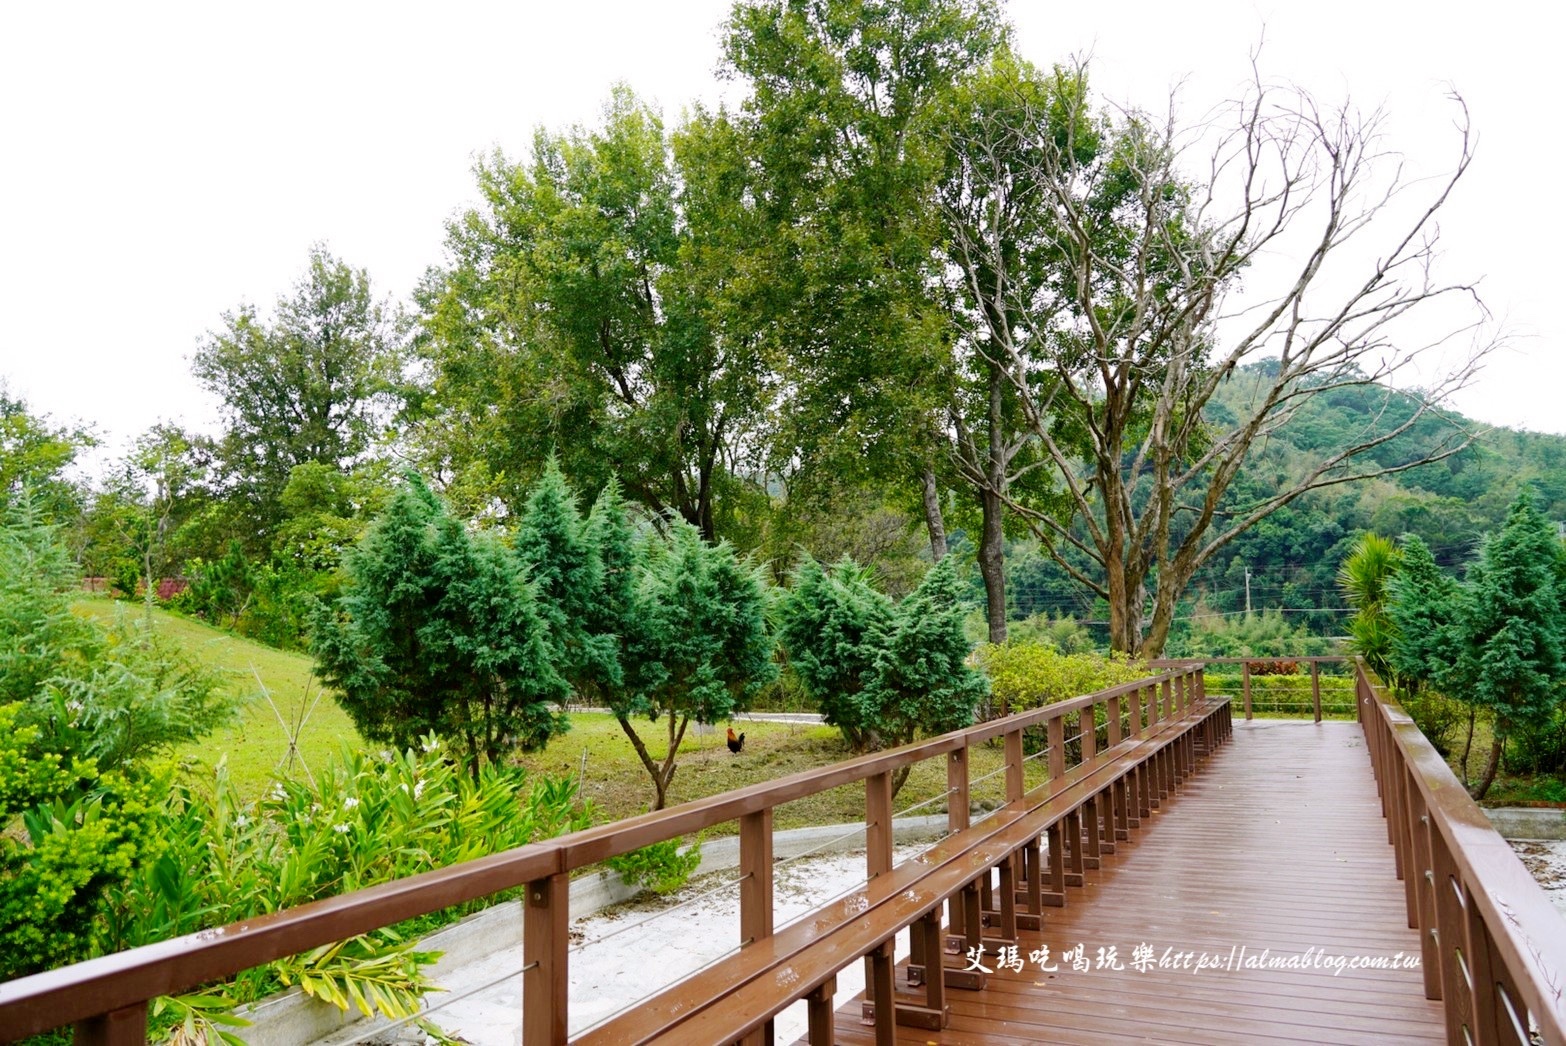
726,727 -> 746,754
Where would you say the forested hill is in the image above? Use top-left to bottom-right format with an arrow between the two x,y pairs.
1001,363 -> 1566,649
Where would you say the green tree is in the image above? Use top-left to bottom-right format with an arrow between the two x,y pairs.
515,460 -> 616,694
616,520 -> 775,809
1450,493 -> 1566,799
311,477 -> 568,776
777,556 -> 897,752
194,246 -> 404,537
862,554 -> 987,793
414,89 -> 771,540
0,498 -> 232,771
1386,533 -> 1467,760
725,0 -> 1013,622
0,384 -> 93,521
580,476 -> 639,701
1387,534 -> 1461,694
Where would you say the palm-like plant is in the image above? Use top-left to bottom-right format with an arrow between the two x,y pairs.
1339,533 -> 1402,681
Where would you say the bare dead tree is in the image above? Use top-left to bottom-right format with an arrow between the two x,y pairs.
938,58 -> 1495,656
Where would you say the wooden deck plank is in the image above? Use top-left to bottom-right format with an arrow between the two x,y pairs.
810,720 -> 1445,1044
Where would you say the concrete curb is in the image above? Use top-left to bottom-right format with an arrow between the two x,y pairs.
240,815 -> 951,1045
1486,806 -> 1566,841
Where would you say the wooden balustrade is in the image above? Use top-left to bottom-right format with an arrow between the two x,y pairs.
6,656 -> 1557,1046
0,667 -> 1207,1043
1355,659 -> 1566,1045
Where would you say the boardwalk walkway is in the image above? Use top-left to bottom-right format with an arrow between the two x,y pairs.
823,719 -> 1445,1045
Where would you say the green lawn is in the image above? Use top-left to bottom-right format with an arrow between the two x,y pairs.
73,598 -> 361,797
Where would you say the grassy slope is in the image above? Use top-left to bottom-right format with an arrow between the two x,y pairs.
73,598 -> 360,796
70,598 -> 1013,828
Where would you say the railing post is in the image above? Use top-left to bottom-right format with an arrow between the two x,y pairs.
1311,662 -> 1322,723
1079,706 -> 1096,764
1047,715 -> 1065,782
1107,694 -> 1122,747
1242,661 -> 1253,720
524,872 -> 568,1046
73,1003 -> 147,1046
1161,676 -> 1173,719
864,770 -> 893,1013
1005,728 -> 1024,801
740,809 -> 774,945
739,808 -> 776,1046
947,746 -> 969,936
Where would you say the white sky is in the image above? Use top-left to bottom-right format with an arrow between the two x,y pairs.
2,0 -> 1561,475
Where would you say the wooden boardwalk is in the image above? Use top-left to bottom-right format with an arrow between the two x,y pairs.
822,719 -> 1445,1045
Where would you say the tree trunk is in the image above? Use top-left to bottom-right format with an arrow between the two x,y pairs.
921,465 -> 948,562
1471,734 -> 1504,800
1459,706 -> 1476,790
978,485 -> 1007,644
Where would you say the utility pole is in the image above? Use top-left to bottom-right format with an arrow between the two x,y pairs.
1244,567 -> 1252,616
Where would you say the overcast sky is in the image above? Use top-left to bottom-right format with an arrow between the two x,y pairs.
2,1 -> 1560,476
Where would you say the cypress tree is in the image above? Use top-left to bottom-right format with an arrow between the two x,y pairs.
313,476 -> 568,775
1452,492 -> 1565,799
776,556 -> 896,753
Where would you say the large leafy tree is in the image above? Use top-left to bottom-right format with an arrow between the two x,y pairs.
0,385 -> 93,521
725,0 -> 1014,618
194,246 -> 404,538
1449,493 -> 1565,799
312,477 -> 568,775
415,89 -> 771,539
616,520 -> 775,809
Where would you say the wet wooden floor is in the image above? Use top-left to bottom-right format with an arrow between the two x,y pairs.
818,720 -> 1445,1045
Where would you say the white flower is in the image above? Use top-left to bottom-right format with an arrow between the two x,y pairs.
380,751 -> 393,761
333,823 -> 351,835
269,785 -> 287,802
421,737 -> 441,753
400,783 -> 410,794
413,780 -> 426,800
343,797 -> 360,809
311,803 -> 322,814
234,814 -> 249,827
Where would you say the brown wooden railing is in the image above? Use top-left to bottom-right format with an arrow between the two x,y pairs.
1152,655 -> 1354,721
0,665 -> 1210,1044
1356,659 -> 1566,1045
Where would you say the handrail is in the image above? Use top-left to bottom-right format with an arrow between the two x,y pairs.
0,665 -> 1205,1043
1355,659 -> 1566,1045
1152,655 -> 1351,722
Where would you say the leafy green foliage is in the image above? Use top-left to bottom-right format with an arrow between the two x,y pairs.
312,476 -> 569,773
862,556 -> 989,748
615,519 -> 776,808
606,835 -> 704,896
0,385 -> 93,521
414,88 -> 770,541
0,703 -> 166,980
516,459 -> 616,691
776,557 -> 897,751
976,643 -> 1145,718
94,738 -> 591,1029
193,246 -> 404,537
